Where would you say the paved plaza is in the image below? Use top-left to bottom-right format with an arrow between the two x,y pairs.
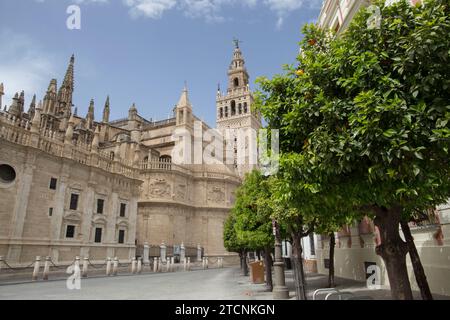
1,267 -> 449,300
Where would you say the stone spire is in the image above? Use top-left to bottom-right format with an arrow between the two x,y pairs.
18,91 -> 25,115
86,99 -> 95,129
176,85 -> 192,127
176,84 -> 191,109
0,83 -> 4,110
102,95 -> 110,123
43,79 -> 58,114
31,101 -> 42,133
57,55 -> 75,116
128,103 -> 138,120
8,93 -> 21,117
28,94 -> 36,120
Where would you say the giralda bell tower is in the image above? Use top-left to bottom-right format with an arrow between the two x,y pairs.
216,40 -> 262,177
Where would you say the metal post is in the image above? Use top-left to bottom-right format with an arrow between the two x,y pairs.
272,220 -> 289,299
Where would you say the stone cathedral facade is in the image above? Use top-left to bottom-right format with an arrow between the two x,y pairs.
0,44 -> 260,265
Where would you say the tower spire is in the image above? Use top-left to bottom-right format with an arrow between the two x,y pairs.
103,95 -> 110,123
57,54 -> 75,116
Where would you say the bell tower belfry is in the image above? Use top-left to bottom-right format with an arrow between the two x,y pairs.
216,40 -> 261,176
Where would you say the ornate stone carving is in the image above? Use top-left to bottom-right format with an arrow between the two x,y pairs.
208,186 -> 225,203
175,184 -> 187,200
149,178 -> 171,198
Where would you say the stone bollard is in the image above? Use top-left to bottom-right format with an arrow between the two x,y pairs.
206,257 -> 209,269
217,257 -> 221,269
165,258 -> 170,273
171,257 -> 175,272
75,256 -> 80,269
43,256 -> 51,281
131,257 -> 137,274
158,257 -> 162,272
180,242 -> 185,264
82,257 -> 89,278
106,257 -> 112,276
0,256 -> 3,273
113,257 -> 119,276
197,244 -> 202,262
160,242 -> 167,263
32,256 -> 41,281
202,257 -> 206,269
137,257 -> 142,274
183,258 -> 187,271
153,257 -> 158,273
187,257 -> 191,271
143,242 -> 150,265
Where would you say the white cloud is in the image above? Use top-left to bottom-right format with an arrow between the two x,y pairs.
36,0 -> 321,28
123,0 -> 177,19
0,30 -> 56,110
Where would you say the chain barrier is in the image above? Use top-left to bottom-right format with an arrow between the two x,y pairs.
0,260 -> 35,271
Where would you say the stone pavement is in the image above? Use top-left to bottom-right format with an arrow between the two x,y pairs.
0,266 -> 448,300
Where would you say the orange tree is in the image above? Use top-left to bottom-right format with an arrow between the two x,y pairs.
255,0 -> 450,299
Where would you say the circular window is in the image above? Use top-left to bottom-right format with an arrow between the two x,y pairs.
0,164 -> 16,183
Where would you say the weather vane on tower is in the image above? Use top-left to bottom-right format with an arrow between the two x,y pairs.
233,38 -> 242,49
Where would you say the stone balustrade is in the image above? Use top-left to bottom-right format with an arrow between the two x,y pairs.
0,112 -> 140,180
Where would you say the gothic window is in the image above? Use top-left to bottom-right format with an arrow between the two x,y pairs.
120,203 -> 127,217
231,101 -> 236,116
244,102 -> 248,114
118,230 -> 125,244
69,193 -> 79,210
233,78 -> 239,88
225,106 -> 228,117
96,199 -> 104,214
219,107 -> 223,118
66,225 -> 75,238
94,228 -> 102,243
49,178 -> 57,190
238,104 -> 242,114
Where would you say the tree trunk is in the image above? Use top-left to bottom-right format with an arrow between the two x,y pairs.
374,206 -> 413,300
328,232 -> 336,288
400,220 -> 433,300
291,232 -> 307,300
264,247 -> 273,291
242,250 -> 249,277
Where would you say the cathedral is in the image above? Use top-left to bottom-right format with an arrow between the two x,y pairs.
0,43 -> 261,265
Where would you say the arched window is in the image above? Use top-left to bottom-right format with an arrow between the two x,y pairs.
160,155 -> 172,162
238,104 -> 242,114
231,101 -> 236,116
225,106 -> 228,117
110,151 -> 115,161
220,107 -> 223,118
159,155 -> 172,170
243,102 -> 248,114
233,78 -> 239,88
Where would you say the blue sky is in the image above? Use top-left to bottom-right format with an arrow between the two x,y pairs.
0,0 -> 322,127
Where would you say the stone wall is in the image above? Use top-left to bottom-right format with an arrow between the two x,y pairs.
315,208 -> 450,296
